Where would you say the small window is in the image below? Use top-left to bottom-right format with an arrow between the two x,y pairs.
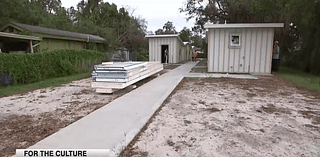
230,34 -> 241,48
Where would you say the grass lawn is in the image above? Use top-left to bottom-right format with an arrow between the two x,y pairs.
274,66 -> 320,93
0,72 -> 91,97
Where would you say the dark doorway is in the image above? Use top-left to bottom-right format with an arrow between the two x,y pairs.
161,45 -> 169,63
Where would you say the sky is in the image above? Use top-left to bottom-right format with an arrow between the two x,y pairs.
60,0 -> 196,33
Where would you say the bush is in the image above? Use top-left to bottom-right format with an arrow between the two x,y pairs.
0,49 -> 106,85
136,48 -> 149,61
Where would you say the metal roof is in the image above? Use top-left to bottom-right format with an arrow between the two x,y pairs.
0,32 -> 41,41
204,23 -> 284,29
145,34 -> 184,45
11,22 -> 106,43
145,34 -> 181,38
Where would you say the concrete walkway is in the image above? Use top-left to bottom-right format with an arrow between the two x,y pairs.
28,61 -> 197,155
186,73 -> 258,79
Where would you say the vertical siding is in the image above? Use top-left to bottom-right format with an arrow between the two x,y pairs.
208,29 -> 214,72
239,29 -> 246,72
224,29 -> 229,72
218,29 -> 225,72
148,38 -> 152,61
149,37 -> 183,63
244,29 -> 252,72
213,29 -> 219,72
234,48 -> 240,72
265,28 -> 274,73
229,48 -> 235,72
208,27 -> 274,74
254,29 -> 262,73
250,29 -> 257,73
260,29 -> 268,73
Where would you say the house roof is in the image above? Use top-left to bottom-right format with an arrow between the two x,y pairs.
145,34 -> 184,46
204,23 -> 284,29
0,32 -> 41,41
2,22 -> 106,43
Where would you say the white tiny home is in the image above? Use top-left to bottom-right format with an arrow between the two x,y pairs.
204,23 -> 284,74
146,34 -> 190,63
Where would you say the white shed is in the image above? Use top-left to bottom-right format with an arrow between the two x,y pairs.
146,34 -> 188,63
204,23 -> 284,74
182,42 -> 192,61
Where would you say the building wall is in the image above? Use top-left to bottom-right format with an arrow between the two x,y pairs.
181,45 -> 192,61
207,28 -> 274,74
149,37 -> 183,63
40,38 -> 86,51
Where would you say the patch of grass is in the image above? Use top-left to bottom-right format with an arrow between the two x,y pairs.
37,95 -> 47,98
184,120 -> 192,126
274,66 -> 320,93
167,139 -> 175,146
7,103 -> 14,106
140,151 -> 148,157
0,72 -> 91,97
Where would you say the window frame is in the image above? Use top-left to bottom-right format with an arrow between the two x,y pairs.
229,33 -> 241,48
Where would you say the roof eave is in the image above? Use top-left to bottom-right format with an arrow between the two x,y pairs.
0,32 -> 41,41
204,23 -> 284,29
145,34 -> 184,46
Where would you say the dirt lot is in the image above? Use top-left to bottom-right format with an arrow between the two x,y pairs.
195,60 -> 207,67
0,65 -> 178,157
190,60 -> 207,73
123,76 -> 320,156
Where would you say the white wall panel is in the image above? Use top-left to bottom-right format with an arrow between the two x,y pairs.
208,30 -> 214,72
208,27 -> 275,74
254,29 -> 262,73
213,29 -> 219,72
249,29 -> 257,73
260,29 -> 268,73
223,29 -> 229,72
244,29 -> 252,72
148,37 -> 186,63
265,28 -> 274,73
239,29 -> 246,72
218,29 -> 225,72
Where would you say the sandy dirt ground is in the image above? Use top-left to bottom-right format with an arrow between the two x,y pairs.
190,60 -> 208,73
0,65 -> 178,157
124,76 -> 320,157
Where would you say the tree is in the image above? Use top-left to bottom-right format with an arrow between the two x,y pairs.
155,29 -> 164,35
163,21 -> 177,34
179,27 -> 192,41
155,21 -> 177,35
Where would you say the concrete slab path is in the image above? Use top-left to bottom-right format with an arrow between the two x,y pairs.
186,73 -> 258,79
28,61 -> 197,155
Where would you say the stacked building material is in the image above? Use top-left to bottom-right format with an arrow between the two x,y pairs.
91,61 -> 163,93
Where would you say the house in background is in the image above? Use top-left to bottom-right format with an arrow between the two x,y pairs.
145,34 -> 191,63
0,22 -> 106,53
204,23 -> 284,74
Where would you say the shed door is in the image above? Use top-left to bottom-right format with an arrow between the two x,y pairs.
229,49 -> 248,73
161,45 -> 169,63
228,31 -> 249,73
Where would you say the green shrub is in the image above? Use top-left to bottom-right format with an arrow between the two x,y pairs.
0,49 -> 106,85
136,48 -> 149,61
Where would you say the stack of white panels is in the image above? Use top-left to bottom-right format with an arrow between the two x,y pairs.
91,61 -> 163,93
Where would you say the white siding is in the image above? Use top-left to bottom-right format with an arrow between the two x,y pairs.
208,30 -> 214,72
208,27 -> 274,74
148,36 -> 186,63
